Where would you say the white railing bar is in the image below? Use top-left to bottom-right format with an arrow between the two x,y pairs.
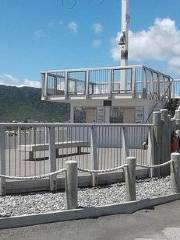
40,65 -> 144,74
0,123 -> 153,128
142,65 -> 172,80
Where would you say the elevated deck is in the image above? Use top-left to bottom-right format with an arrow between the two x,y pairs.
41,65 -> 173,103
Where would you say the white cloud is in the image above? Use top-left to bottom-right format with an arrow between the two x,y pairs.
0,74 -> 41,88
67,21 -> 78,33
92,39 -> 102,48
111,18 -> 180,71
92,23 -> 103,33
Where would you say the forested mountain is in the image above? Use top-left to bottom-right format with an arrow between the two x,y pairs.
0,85 -> 70,122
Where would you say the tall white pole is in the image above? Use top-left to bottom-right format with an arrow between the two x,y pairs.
120,0 -> 129,66
119,0 -> 129,91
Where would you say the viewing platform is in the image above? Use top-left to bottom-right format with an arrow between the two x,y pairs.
41,65 -> 173,102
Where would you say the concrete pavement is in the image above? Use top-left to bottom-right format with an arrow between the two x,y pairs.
1,200 -> 180,240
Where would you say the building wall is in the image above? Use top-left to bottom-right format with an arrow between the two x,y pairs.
72,99 -> 161,123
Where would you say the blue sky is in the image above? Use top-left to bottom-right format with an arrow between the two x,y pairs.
0,0 -> 180,87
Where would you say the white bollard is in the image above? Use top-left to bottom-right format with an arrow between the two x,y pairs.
170,153 -> 180,193
125,157 -> 136,201
65,161 -> 78,209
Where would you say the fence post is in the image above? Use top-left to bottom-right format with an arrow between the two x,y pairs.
122,127 -> 129,163
0,127 -> 6,196
175,110 -> 180,130
160,109 -> 170,176
125,157 -> 136,201
147,127 -> 154,177
48,126 -> 57,192
91,125 -> 98,187
65,161 -> 78,209
170,153 -> 180,193
152,111 -> 162,177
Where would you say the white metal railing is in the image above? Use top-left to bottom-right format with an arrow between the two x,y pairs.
0,123 -> 152,182
41,65 -> 173,101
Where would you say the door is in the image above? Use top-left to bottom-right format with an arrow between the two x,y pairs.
123,108 -> 135,123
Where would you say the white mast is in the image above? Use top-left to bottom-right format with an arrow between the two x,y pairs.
119,0 -> 129,91
119,0 -> 129,66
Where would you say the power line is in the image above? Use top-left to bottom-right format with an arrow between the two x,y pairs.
57,0 -> 105,9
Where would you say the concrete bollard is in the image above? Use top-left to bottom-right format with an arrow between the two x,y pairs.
65,161 -> 78,209
170,153 -> 180,193
125,157 -> 136,201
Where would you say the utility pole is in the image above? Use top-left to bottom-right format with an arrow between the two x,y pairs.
119,0 -> 129,91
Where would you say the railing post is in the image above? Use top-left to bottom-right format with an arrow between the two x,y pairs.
152,111 -> 162,177
65,161 -> 78,209
17,126 -> 21,147
157,73 -> 160,100
125,157 -> 136,201
170,153 -> 180,193
121,127 -> 129,163
108,69 -> 113,97
48,126 -> 57,192
64,71 -> 68,99
43,72 -> 48,98
85,70 -> 89,97
91,125 -> 98,187
0,127 -> 6,196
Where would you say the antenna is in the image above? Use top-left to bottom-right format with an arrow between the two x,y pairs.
119,0 -> 129,67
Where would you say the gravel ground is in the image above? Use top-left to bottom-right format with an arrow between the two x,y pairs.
0,176 -> 172,217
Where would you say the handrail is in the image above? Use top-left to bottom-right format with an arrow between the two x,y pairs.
41,65 -> 144,74
0,123 -> 153,127
145,80 -> 173,123
42,65 -> 173,101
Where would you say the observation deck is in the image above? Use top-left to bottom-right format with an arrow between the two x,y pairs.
41,65 -> 173,103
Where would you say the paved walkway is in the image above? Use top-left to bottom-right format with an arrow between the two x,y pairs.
1,200 -> 180,240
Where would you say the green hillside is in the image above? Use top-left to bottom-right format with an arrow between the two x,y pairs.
0,85 -> 70,122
